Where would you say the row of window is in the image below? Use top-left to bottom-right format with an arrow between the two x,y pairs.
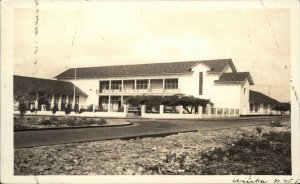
250,103 -> 269,112
99,79 -> 179,90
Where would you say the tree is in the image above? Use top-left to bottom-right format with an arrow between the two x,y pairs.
126,94 -> 212,114
272,103 -> 291,115
14,89 -> 37,120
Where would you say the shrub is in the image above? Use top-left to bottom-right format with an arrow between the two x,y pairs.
50,117 -> 59,122
18,102 -> 27,120
65,104 -> 73,115
269,120 -> 283,127
256,126 -> 263,137
30,108 -> 37,113
52,104 -> 58,114
99,118 -> 107,125
40,119 -> 59,126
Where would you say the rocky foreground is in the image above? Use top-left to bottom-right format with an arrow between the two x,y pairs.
15,120 -> 291,175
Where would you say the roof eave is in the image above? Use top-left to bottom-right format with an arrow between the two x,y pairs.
56,72 -> 194,80
214,80 -> 244,84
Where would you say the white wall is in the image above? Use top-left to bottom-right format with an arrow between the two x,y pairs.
178,63 -> 243,110
63,79 -> 99,106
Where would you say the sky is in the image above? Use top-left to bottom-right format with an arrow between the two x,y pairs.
13,2 -> 291,102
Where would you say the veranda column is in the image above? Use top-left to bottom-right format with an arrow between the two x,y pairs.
58,94 -> 62,111
134,80 -> 137,92
78,96 -> 81,112
198,106 -> 203,117
34,93 -> 39,109
141,105 -> 146,117
65,95 -> 69,105
159,105 -> 164,115
179,105 -> 183,114
148,79 -> 151,92
121,80 -> 124,92
121,95 -> 124,105
207,107 -> 211,118
109,80 -> 112,91
108,95 -> 111,112
50,94 -> 55,109
123,104 -> 128,116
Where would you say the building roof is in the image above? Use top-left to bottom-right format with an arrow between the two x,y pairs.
214,72 -> 254,85
202,59 -> 237,73
14,75 -> 87,97
249,90 -> 279,104
55,59 -> 236,79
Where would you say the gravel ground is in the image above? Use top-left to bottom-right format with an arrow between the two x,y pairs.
14,120 -> 291,175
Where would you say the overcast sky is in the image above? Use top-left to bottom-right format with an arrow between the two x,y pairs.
13,2 -> 291,102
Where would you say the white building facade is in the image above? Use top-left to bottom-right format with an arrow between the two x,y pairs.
55,59 -> 254,115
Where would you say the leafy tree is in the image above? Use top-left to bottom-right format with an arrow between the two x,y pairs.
272,103 -> 291,115
126,94 -> 212,114
14,89 -> 37,120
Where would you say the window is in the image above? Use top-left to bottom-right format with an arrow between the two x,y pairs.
255,104 -> 259,112
136,80 -> 148,89
100,81 -> 109,90
111,96 -> 121,102
244,88 -> 246,94
250,103 -> 254,112
199,72 -> 203,95
165,79 -> 178,89
111,81 -> 122,90
264,103 -> 268,109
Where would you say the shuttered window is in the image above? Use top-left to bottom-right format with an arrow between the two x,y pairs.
165,79 -> 178,89
199,72 -> 203,95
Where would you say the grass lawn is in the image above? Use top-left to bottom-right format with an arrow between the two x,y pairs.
14,119 -> 291,175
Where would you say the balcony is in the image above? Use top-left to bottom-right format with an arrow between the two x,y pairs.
96,88 -> 181,95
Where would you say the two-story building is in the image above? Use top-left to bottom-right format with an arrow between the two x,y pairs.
55,59 -> 254,115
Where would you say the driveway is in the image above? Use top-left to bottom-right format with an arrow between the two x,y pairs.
14,117 -> 277,148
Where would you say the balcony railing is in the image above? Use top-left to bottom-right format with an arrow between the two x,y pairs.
96,88 -> 181,95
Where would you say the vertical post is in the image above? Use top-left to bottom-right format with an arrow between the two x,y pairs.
108,95 -> 111,112
109,80 -> 112,91
162,78 -> 165,91
179,105 -> 183,114
58,94 -> 62,111
198,106 -> 203,117
121,95 -> 124,105
123,104 -> 128,115
50,94 -> 55,109
92,104 -> 95,113
159,105 -> 164,115
134,80 -> 137,92
121,80 -> 123,92
222,108 -> 225,117
78,96 -> 81,112
34,93 -> 39,109
141,105 -> 145,116
207,107 -> 211,118
148,79 -> 151,92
